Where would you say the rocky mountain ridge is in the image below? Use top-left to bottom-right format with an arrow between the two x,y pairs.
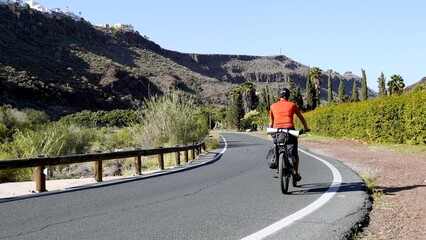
0,3 -> 372,118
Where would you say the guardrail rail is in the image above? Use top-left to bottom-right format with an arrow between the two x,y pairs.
0,142 -> 204,192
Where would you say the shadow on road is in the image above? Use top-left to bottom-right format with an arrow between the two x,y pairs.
289,182 -> 366,195
380,184 -> 426,195
222,140 -> 264,149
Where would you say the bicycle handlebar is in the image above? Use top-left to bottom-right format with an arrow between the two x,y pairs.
266,128 -> 310,138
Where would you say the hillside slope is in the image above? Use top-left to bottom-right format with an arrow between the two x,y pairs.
0,4 -> 371,118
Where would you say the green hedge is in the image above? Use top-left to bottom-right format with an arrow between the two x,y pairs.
299,91 -> 426,144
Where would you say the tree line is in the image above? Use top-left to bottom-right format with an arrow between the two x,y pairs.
222,67 -> 408,130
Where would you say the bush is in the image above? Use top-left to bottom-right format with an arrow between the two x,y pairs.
131,92 -> 209,148
0,105 -> 51,142
91,127 -> 135,152
298,91 -> 426,144
4,123 -> 97,159
59,109 -> 139,128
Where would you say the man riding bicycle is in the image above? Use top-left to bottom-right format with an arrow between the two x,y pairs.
269,88 -> 310,181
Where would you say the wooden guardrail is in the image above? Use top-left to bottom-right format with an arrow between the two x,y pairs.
0,142 -> 204,192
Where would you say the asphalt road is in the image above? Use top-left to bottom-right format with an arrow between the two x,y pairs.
0,133 -> 370,240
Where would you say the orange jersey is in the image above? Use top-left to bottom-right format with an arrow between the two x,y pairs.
269,99 -> 301,128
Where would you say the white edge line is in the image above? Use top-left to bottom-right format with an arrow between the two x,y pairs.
241,146 -> 342,240
219,135 -> 228,154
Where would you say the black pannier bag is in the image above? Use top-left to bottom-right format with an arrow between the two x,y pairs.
266,147 -> 277,169
268,132 -> 296,169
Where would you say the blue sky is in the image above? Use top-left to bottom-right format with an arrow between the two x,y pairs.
38,0 -> 425,91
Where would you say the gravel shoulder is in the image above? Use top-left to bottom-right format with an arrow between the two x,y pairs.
299,138 -> 426,240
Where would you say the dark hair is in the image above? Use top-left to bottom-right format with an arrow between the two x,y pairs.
279,88 -> 290,99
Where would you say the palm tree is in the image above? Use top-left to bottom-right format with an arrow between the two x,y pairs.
309,67 -> 323,107
310,67 -> 323,87
387,75 -> 405,95
239,81 -> 256,115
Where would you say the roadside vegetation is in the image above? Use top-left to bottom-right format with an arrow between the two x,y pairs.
300,91 -> 426,145
0,92 -> 209,182
221,68 -> 425,145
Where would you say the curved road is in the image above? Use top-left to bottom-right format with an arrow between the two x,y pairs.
0,133 -> 370,240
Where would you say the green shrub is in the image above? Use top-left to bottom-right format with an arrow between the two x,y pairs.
5,123 -> 95,159
240,110 -> 261,130
298,91 -> 426,144
59,109 -> 139,128
0,122 -> 100,182
0,123 -> 7,142
0,168 -> 33,183
91,127 -> 135,152
0,105 -> 51,142
131,92 -> 209,148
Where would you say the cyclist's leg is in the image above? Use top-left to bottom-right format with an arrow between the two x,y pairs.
293,137 -> 302,181
287,134 -> 298,172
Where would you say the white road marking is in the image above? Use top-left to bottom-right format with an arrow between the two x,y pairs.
241,148 -> 342,240
219,135 -> 228,154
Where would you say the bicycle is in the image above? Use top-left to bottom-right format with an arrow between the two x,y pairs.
267,127 -> 307,194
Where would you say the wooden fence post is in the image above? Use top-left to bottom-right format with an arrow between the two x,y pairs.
191,148 -> 195,160
158,153 -> 164,170
94,160 -> 103,182
135,155 -> 142,175
35,165 -> 46,192
175,145 -> 180,166
184,149 -> 189,163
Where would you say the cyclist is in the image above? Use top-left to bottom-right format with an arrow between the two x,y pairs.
269,88 -> 310,181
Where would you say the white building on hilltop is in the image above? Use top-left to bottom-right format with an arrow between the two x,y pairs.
25,0 -> 47,12
23,0 -> 82,21
114,23 -> 134,31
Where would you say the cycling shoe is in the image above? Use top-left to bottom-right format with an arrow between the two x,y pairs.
294,173 -> 302,182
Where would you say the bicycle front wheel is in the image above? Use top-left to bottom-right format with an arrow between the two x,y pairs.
278,152 -> 290,194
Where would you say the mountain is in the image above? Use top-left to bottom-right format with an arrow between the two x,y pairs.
405,77 -> 426,92
0,3 -> 373,118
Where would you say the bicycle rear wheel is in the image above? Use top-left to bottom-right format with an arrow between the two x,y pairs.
278,152 -> 290,194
